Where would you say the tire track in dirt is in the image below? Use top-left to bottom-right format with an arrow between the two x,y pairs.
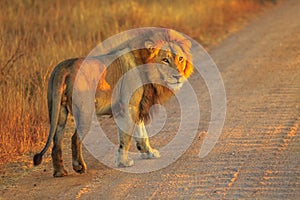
253,117 -> 300,198
219,53 -> 300,198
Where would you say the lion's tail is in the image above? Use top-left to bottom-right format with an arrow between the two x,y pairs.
33,66 -> 67,166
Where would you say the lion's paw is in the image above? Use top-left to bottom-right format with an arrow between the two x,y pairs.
141,149 -> 160,159
115,157 -> 134,168
72,161 -> 87,174
53,168 -> 68,177
115,151 -> 134,167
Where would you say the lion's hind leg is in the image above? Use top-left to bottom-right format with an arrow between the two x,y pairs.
134,122 -> 160,159
52,106 -> 68,177
71,130 -> 87,174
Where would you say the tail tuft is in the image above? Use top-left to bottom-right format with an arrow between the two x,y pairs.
33,153 -> 43,166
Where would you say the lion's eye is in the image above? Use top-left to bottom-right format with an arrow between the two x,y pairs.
178,56 -> 184,62
162,58 -> 169,64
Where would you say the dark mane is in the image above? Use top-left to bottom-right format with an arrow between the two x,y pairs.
138,84 -> 174,123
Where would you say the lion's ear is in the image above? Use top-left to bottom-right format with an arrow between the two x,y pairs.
144,40 -> 154,52
183,39 -> 192,50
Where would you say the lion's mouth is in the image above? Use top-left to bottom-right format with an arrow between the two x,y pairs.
166,81 -> 183,90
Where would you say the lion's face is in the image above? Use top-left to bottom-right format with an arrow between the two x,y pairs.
145,40 -> 193,91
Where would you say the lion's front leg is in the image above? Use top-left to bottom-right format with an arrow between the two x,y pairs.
114,103 -> 138,168
134,122 -> 160,159
115,129 -> 134,167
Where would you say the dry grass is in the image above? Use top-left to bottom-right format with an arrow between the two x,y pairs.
0,0 -> 275,164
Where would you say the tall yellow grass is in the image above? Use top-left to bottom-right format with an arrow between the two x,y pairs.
0,0 -> 274,164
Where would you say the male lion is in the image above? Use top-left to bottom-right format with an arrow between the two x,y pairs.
33,29 -> 193,177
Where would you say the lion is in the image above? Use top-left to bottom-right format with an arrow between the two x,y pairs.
33,29 -> 193,177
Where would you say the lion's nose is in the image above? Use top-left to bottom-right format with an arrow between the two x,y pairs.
172,74 -> 182,80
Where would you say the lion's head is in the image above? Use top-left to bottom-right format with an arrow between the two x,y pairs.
136,29 -> 194,92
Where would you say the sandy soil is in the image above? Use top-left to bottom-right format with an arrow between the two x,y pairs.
1,0 -> 299,199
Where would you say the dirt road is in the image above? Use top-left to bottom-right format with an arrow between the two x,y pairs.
1,0 -> 300,199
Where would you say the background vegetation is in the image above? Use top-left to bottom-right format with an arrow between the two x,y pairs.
0,0 -> 276,164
